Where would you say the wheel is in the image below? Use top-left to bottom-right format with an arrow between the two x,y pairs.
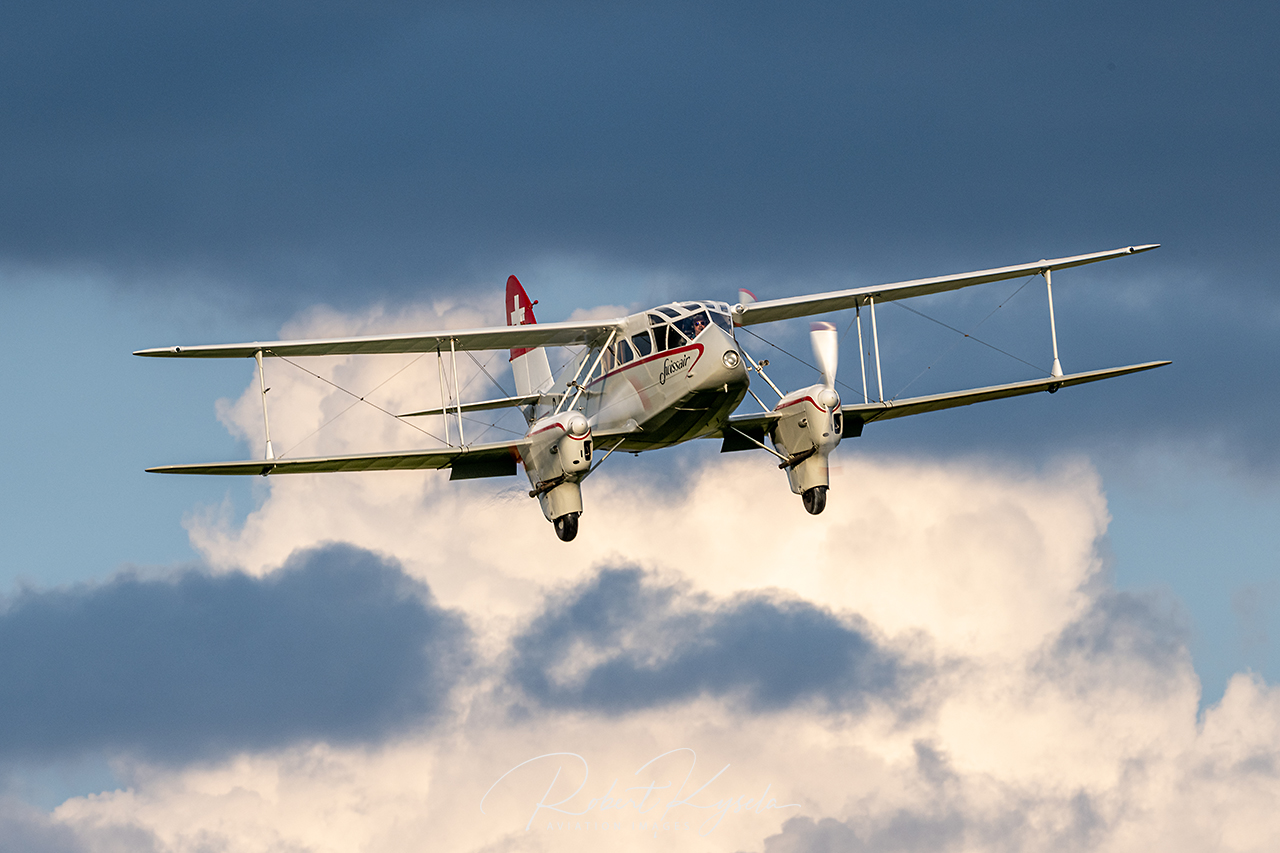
554,512 -> 580,541
802,485 -> 827,515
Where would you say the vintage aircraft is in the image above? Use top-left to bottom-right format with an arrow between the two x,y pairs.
137,245 -> 1168,541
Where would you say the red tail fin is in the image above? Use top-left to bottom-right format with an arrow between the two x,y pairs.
506,275 -> 538,361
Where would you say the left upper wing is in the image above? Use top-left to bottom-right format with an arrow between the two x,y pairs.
734,245 -> 1158,326
146,439 -> 525,479
134,318 -> 620,358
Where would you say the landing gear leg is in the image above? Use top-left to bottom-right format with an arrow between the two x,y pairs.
802,485 -> 827,515
554,512 -> 580,542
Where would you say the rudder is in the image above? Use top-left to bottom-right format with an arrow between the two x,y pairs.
506,275 -> 554,397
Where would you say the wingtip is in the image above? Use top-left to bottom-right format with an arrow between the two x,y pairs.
1129,243 -> 1161,254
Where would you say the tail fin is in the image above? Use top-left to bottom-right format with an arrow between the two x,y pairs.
506,275 -> 554,397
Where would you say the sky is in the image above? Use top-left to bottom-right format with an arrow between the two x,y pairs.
1,2 -> 1278,851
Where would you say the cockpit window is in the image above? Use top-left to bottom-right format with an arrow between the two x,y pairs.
709,310 -> 733,333
673,310 -> 711,341
664,323 -> 688,348
657,306 -> 681,319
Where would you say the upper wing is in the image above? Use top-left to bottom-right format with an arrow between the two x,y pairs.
843,361 -> 1171,425
134,318 -> 621,358
147,438 -> 524,479
735,245 -> 1159,326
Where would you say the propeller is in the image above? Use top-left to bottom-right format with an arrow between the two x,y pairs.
810,321 -> 840,409
810,321 -> 839,386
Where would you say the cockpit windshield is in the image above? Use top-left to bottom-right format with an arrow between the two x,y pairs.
673,310 -> 711,341
645,302 -> 735,352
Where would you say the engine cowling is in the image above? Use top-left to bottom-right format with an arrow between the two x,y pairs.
524,411 -> 593,522
771,384 -> 843,497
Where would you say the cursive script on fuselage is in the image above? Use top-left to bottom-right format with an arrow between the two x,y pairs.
659,353 -> 692,385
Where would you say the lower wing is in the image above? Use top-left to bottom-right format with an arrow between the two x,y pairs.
147,439 -> 526,480
723,361 -> 1170,436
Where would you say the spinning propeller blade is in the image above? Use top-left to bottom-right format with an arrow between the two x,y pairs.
810,321 -> 838,389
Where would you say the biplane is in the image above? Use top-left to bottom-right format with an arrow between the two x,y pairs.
136,245 -> 1168,541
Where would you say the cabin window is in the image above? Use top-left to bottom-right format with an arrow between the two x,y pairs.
673,310 -> 711,341
631,331 -> 652,357
617,339 -> 634,365
651,323 -> 668,352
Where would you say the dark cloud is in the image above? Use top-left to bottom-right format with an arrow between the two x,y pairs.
506,567 -> 912,714
754,790 -> 1106,853
0,543 -> 471,763
1036,588 -> 1192,699
1,3 -> 1275,300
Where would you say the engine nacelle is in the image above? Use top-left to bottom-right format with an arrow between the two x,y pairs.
771,385 -> 843,497
523,411 -> 593,522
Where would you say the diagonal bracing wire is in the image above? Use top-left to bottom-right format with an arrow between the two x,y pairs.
886,275 -> 1044,399
739,274 -> 1045,404
272,352 -> 444,457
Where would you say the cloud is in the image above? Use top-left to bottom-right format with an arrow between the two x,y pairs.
0,543 -> 471,763
0,797 -> 103,853
14,296 -> 1277,852
33,445 -> 1280,853
507,567 -> 911,714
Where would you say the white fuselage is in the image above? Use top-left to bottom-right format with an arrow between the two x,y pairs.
551,301 -> 751,451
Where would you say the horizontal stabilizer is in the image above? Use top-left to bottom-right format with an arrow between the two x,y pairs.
146,439 -> 524,476
843,361 -> 1171,425
400,393 -> 542,418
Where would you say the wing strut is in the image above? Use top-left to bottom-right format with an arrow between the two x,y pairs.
855,305 -> 869,404
869,296 -> 885,402
450,337 -> 464,446
255,349 -> 275,461
1044,268 -> 1064,378
436,347 -> 452,447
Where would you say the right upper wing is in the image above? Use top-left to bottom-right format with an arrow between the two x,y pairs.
134,319 -> 620,359
734,245 -> 1159,326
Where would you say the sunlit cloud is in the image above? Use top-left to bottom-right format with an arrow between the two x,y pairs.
25,300 -> 1274,852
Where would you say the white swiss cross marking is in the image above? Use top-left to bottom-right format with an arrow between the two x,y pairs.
510,295 -> 526,325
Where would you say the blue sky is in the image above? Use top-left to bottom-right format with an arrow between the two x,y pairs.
1,3 -> 1278,851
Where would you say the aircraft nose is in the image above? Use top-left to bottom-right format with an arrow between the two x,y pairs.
690,324 -> 748,390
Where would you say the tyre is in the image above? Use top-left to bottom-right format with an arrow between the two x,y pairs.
554,512 -> 580,541
802,485 -> 827,515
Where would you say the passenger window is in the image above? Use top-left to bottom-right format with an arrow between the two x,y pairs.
617,339 -> 634,365
631,331 -> 652,357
